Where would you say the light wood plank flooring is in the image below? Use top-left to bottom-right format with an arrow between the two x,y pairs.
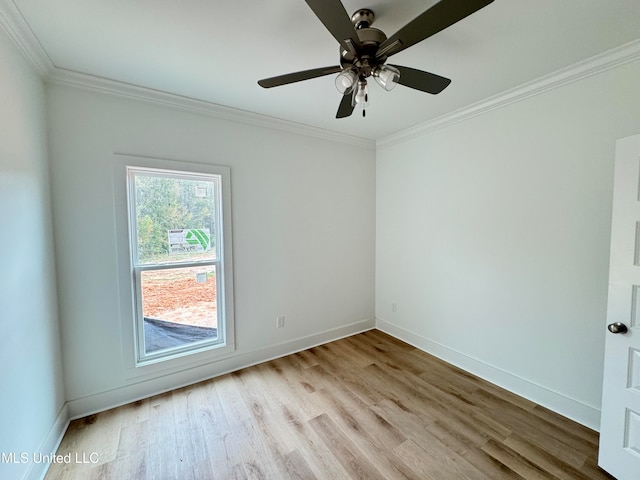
45,330 -> 614,479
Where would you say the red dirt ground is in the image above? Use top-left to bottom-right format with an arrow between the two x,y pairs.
141,269 -> 217,328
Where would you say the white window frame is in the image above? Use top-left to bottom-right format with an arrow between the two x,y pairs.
114,155 -> 235,369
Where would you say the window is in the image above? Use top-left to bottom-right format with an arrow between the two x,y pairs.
124,164 -> 234,365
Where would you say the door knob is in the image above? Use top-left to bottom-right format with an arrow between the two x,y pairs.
607,322 -> 628,334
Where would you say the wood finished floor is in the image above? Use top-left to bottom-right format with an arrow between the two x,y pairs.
45,330 -> 614,480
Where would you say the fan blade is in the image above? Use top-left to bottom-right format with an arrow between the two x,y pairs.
376,0 -> 494,58
258,66 -> 342,88
390,65 -> 451,94
336,93 -> 354,118
304,0 -> 361,54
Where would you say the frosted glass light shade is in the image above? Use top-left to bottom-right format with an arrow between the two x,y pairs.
373,65 -> 400,91
352,81 -> 369,108
335,67 -> 358,94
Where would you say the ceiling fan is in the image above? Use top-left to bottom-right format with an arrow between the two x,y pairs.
258,0 -> 494,118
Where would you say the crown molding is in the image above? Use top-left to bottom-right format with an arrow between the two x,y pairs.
0,0 -> 52,76
47,68 -> 375,150
0,0 -> 373,149
2,0 -> 637,151
377,38 -> 640,149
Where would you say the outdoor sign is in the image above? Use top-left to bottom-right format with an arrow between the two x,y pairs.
168,229 -> 211,254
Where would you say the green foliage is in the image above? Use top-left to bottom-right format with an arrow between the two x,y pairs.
134,175 -> 216,263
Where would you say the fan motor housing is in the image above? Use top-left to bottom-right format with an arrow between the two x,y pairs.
339,27 -> 387,73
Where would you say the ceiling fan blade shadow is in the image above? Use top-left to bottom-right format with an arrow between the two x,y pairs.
304,0 -> 362,54
377,0 -> 494,58
390,65 -> 451,94
258,66 -> 342,88
336,93 -> 354,118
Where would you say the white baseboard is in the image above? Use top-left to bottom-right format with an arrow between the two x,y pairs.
376,317 -> 601,431
66,318 -> 375,419
21,404 -> 70,480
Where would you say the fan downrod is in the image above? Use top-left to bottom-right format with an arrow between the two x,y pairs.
350,9 -> 375,29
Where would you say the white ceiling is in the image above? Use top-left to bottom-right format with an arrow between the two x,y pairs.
10,0 -> 640,140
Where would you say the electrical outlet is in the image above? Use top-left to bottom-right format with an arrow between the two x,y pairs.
277,315 -> 285,328
391,303 -> 398,313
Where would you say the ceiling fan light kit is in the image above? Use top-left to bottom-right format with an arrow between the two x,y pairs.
258,0 -> 494,119
373,65 -> 401,91
353,80 -> 369,107
352,80 -> 369,117
335,67 -> 358,94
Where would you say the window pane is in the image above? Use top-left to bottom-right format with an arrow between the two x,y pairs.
133,173 -> 218,265
141,265 -> 218,355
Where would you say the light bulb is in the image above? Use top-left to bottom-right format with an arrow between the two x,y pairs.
352,80 -> 369,108
373,65 -> 400,91
335,67 -> 358,94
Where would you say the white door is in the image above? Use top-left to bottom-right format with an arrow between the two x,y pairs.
599,133 -> 640,479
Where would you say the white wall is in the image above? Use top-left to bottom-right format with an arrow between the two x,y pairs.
46,84 -> 376,416
0,30 -> 65,480
376,59 -> 640,429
